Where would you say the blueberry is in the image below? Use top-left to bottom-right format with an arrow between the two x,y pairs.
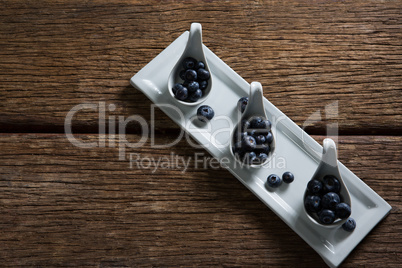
259,144 -> 271,155
335,202 -> 351,219
175,86 -> 188,101
319,209 -> 336,225
304,195 -> 321,213
197,68 -> 210,80
189,89 -> 203,102
321,192 -> 340,210
323,175 -> 341,193
185,69 -> 197,81
172,83 -> 183,95
267,174 -> 282,188
182,57 -> 196,70
195,61 -> 205,70
250,117 -> 263,128
307,179 -> 323,194
261,120 -> 272,131
342,217 -> 356,232
187,81 -> 199,93
247,129 -> 257,137
257,153 -> 268,163
179,70 -> 186,80
233,130 -> 247,143
253,119 -> 271,130
241,135 -> 257,151
265,132 -> 274,144
282,171 -> 294,183
255,135 -> 266,145
237,97 -> 248,113
197,105 -> 214,122
243,151 -> 257,164
199,80 -> 208,90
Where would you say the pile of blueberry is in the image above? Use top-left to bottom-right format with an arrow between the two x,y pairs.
172,57 -> 210,102
304,175 -> 353,228
232,115 -> 274,165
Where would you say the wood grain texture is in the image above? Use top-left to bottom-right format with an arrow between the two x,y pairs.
0,0 -> 401,134
0,134 -> 400,267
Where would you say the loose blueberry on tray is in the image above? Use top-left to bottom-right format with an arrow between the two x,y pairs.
342,217 -> 356,232
282,171 -> 294,183
173,57 -> 210,102
232,115 -> 274,165
267,174 -> 282,188
304,175 -> 353,225
197,105 -> 214,122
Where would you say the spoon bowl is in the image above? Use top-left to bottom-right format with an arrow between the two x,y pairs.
230,82 -> 276,167
167,23 -> 212,105
303,138 -> 352,227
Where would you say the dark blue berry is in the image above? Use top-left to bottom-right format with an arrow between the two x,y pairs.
342,217 -> 356,232
265,132 -> 273,144
259,144 -> 271,155
247,129 -> 257,137
185,69 -> 197,81
175,86 -> 188,101
304,195 -> 321,213
237,97 -> 248,113
319,209 -> 336,225
257,153 -> 268,163
197,68 -> 210,80
307,179 -> 323,194
241,135 -> 257,151
260,120 -> 272,131
199,80 -> 208,90
267,174 -> 282,188
197,105 -> 214,122
189,89 -> 203,102
335,202 -> 351,219
172,83 -> 183,95
282,171 -> 294,183
182,57 -> 196,70
243,151 -> 257,164
179,70 -> 186,80
323,175 -> 341,193
321,192 -> 340,210
255,135 -> 266,145
195,61 -> 205,70
250,117 -> 263,128
187,81 -> 199,93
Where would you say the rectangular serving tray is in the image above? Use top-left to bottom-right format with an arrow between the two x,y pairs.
130,31 -> 391,267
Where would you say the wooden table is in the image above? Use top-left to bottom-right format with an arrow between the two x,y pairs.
1,1 -> 401,267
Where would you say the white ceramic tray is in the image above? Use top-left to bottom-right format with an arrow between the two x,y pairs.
130,31 -> 391,267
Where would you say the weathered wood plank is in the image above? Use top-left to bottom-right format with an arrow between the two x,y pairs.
0,134 -> 400,267
0,0 -> 401,134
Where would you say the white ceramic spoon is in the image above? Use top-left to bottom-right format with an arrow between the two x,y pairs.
304,138 -> 352,227
231,82 -> 276,166
167,23 -> 212,105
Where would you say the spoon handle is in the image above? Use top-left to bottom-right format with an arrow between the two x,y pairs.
186,23 -> 203,56
321,138 -> 338,168
242,82 -> 267,120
